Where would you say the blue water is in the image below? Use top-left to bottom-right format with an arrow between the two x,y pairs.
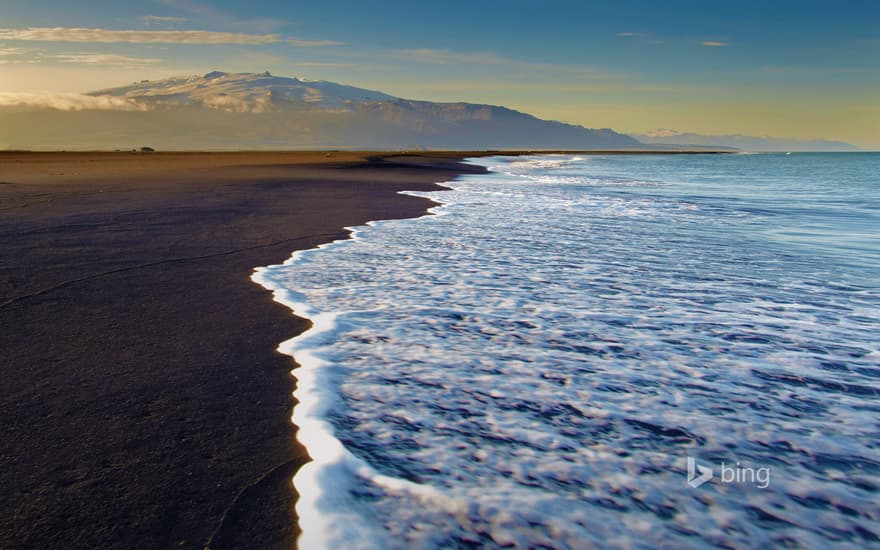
254,153 -> 880,548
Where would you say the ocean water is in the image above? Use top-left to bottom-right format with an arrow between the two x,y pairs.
252,153 -> 880,548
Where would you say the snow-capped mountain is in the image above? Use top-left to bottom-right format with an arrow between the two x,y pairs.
1,71 -> 643,150
89,71 -> 397,113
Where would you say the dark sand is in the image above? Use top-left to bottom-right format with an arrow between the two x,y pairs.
0,151 -> 487,549
0,149 -> 724,548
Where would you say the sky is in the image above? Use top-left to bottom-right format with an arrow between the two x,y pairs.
0,0 -> 878,147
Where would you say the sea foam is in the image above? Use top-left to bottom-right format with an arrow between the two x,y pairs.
253,153 -> 880,548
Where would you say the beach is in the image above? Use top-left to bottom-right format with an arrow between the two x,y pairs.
5,151 -> 874,549
0,151 -> 484,548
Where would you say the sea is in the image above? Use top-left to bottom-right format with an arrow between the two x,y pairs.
252,153 -> 880,549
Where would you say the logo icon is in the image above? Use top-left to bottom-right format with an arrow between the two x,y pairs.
687,457 -> 713,488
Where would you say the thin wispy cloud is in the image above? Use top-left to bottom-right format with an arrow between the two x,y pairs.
287,38 -> 343,47
55,53 -> 163,67
292,62 -> 359,68
760,65 -> 872,75
393,80 -> 680,94
0,27 -> 342,47
159,0 -> 287,34
0,46 -> 162,67
616,32 -> 664,45
0,45 -> 46,63
0,27 -> 269,45
700,41 -> 729,47
398,48 -> 623,81
141,15 -> 189,26
401,49 -> 506,65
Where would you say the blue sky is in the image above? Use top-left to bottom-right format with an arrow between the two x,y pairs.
1,0 -> 878,146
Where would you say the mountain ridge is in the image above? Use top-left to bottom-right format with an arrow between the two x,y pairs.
633,129 -> 858,152
1,71 -> 643,150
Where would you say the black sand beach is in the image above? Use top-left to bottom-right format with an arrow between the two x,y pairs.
0,151 -> 485,549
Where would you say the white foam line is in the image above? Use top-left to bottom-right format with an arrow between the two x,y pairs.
249,165 -> 492,548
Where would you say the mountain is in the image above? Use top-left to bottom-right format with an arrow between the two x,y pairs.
633,129 -> 858,152
0,71 -> 642,150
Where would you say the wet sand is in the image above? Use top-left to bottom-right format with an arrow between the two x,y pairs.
0,149 -> 726,548
0,151 -> 486,549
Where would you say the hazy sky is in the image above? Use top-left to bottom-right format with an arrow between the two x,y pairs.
1,0 -> 878,147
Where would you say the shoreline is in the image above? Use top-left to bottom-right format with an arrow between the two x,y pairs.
0,149 -> 728,548
236,151 -> 880,548
0,151 -> 482,548
252,209 -> 458,548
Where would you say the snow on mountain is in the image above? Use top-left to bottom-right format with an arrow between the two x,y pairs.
89,71 -> 397,112
2,71 -> 644,150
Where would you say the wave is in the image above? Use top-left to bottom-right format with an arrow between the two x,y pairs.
252,198 -> 468,548
251,153 -> 880,548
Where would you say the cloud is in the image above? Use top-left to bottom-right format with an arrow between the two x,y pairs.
0,27 -> 342,47
759,65 -> 872,75
0,46 -> 162,67
400,49 -> 506,65
291,62 -> 358,68
615,32 -> 665,46
159,0 -> 287,33
285,38 -> 344,47
396,48 -> 626,84
0,46 -> 45,63
54,53 -> 163,67
389,81 -> 674,94
0,27 -> 279,45
0,92 -> 146,111
141,15 -> 189,26
700,41 -> 729,47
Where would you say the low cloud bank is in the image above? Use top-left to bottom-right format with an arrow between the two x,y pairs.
0,93 -> 147,111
